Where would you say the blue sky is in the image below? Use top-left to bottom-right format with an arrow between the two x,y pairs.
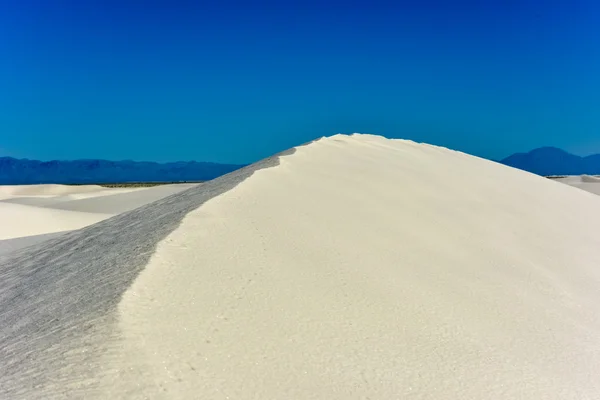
1,0 -> 599,163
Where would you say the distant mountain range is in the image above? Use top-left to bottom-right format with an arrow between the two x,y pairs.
2,146 -> 597,184
500,147 -> 600,176
0,157 -> 246,185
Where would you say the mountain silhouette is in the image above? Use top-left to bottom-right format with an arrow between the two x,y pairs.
500,147 -> 600,176
4,147 -> 599,184
0,157 -> 246,184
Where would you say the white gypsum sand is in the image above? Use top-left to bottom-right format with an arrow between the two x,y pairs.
0,231 -> 68,257
43,183 -> 199,214
555,175 -> 600,195
0,183 -> 197,242
0,202 -> 111,240
2,134 -> 600,399
0,184 -> 106,198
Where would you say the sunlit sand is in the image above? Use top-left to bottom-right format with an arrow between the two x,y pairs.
1,134 -> 600,399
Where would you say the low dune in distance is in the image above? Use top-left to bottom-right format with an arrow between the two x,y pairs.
0,201 -> 110,240
0,183 -> 197,244
0,184 -> 106,197
2,134 -> 600,399
555,175 -> 600,195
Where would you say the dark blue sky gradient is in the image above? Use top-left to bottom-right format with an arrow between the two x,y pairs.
1,0 -> 599,163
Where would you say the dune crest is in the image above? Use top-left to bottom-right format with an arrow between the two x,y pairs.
2,134 -> 600,399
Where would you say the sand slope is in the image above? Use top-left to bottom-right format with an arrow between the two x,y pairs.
555,175 -> 600,195
0,183 -> 197,248
0,187 -> 144,207
44,183 -> 199,214
0,232 -> 68,257
0,202 -> 110,240
0,184 -> 105,197
2,134 -> 600,399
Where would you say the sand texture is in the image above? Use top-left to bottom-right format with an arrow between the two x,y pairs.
0,183 -> 197,249
1,134 -> 600,399
555,175 -> 600,195
0,202 -> 110,240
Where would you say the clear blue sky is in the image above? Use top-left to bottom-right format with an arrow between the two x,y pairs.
1,0 -> 599,163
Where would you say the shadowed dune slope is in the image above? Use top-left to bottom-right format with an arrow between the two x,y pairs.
0,232 -> 68,257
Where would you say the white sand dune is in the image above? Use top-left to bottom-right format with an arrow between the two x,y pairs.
0,202 -> 110,240
555,175 -> 600,195
0,188 -> 141,207
1,183 -> 198,214
2,134 -> 600,399
42,183 -> 198,214
0,184 -> 197,238
0,183 -> 197,255
580,174 -> 600,183
0,184 -> 105,197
